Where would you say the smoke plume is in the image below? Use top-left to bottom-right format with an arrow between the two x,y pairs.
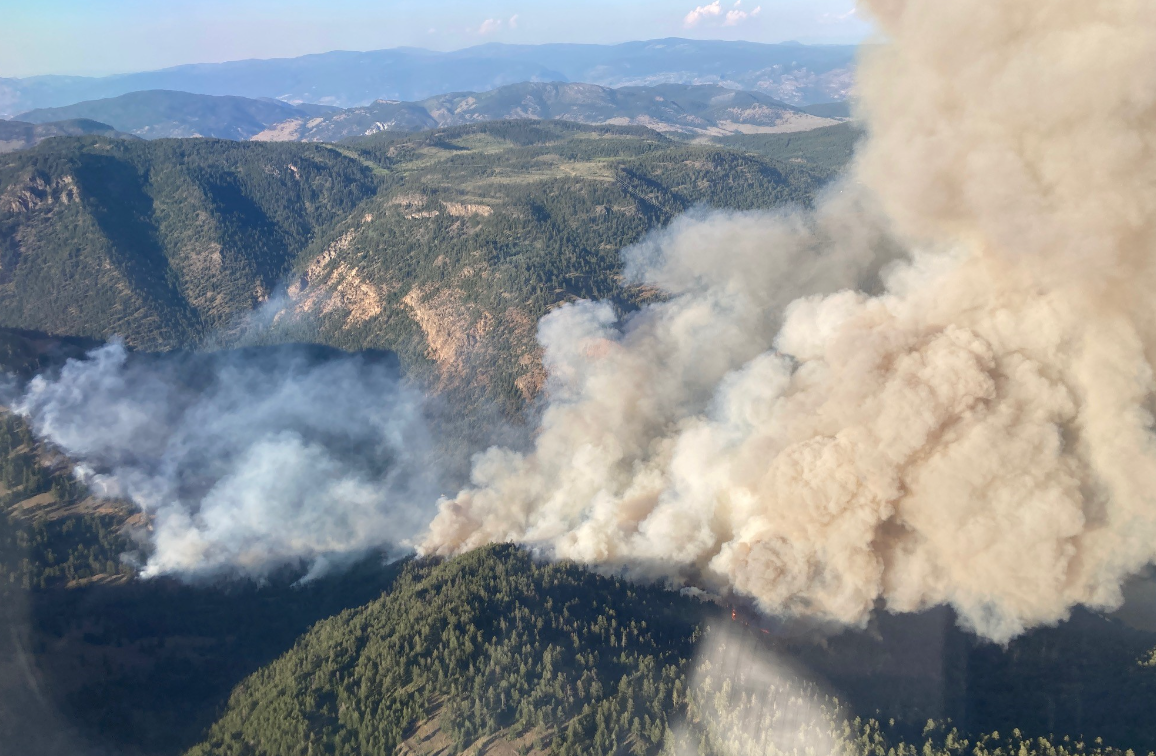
13,342 -> 438,579
422,0 -> 1156,642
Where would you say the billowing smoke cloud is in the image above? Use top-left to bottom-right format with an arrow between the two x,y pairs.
422,0 -> 1156,642
13,342 -> 438,578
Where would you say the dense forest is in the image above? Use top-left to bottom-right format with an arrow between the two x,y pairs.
0,137 -> 380,348
189,546 -> 1156,756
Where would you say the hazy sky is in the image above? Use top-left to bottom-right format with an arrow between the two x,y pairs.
0,0 -> 870,78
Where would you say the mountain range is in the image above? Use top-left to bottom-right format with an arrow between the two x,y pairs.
13,90 -> 340,140
0,39 -> 857,118
12,83 -> 845,143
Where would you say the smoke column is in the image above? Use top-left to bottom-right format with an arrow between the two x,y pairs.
422,0 -> 1156,642
13,342 -> 438,579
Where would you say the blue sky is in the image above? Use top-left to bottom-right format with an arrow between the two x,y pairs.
0,0 -> 870,78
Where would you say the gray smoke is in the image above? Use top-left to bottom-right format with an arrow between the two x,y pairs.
12,341 -> 438,579
421,0 -> 1156,643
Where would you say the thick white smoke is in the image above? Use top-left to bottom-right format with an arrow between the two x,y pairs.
13,342 -> 438,578
422,0 -> 1156,642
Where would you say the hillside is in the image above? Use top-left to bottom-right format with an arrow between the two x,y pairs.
717,121 -> 865,175
266,120 -> 833,410
255,82 -> 840,142
187,545 -> 1156,756
0,118 -> 135,153
15,90 -> 339,140
0,39 -> 856,117
0,136 -> 379,348
0,121 -> 846,410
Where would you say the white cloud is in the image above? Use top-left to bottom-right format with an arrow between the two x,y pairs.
685,0 -> 760,28
683,1 -> 722,27
509,14 -> 519,29
819,7 -> 857,23
725,3 -> 762,25
477,18 -> 503,35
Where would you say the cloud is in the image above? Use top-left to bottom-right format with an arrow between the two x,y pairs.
509,14 -> 519,29
477,18 -> 503,35
683,1 -> 722,27
819,8 -> 857,24
685,1 -> 760,29
725,3 -> 762,25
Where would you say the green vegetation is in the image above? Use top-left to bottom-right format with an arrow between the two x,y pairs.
18,554 -> 404,756
0,121 -> 847,412
717,121 -> 864,176
188,545 -> 1156,756
281,120 -> 834,412
0,136 -> 379,348
0,409 -> 136,591
189,544 -> 709,756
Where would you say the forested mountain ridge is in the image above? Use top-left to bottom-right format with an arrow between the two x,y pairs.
0,136 -> 379,348
0,118 -> 136,154
16,89 -> 342,140
261,120 -> 834,410
188,545 -> 1156,756
0,121 -> 849,410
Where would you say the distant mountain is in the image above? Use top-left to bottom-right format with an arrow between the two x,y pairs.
255,82 -> 842,142
0,39 -> 856,117
0,118 -> 134,153
14,90 -> 339,140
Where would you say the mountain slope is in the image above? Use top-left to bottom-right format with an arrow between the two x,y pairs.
0,122 -> 843,407
0,118 -> 135,153
0,39 -> 856,117
0,136 -> 380,348
186,544 -> 711,756
256,82 -> 840,142
187,545 -> 1156,756
265,120 -> 833,410
717,121 -> 865,175
15,90 -> 335,140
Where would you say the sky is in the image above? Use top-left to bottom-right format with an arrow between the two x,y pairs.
0,0 -> 870,78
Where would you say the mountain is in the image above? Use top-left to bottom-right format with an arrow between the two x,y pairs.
0,121 -> 845,412
0,39 -> 857,117
187,545 -> 1156,756
0,136 -> 380,348
14,90 -> 340,140
717,121 -> 865,173
0,118 -> 135,153
255,82 -> 841,142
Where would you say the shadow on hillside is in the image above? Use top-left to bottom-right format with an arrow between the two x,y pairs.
16,556 -> 404,756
